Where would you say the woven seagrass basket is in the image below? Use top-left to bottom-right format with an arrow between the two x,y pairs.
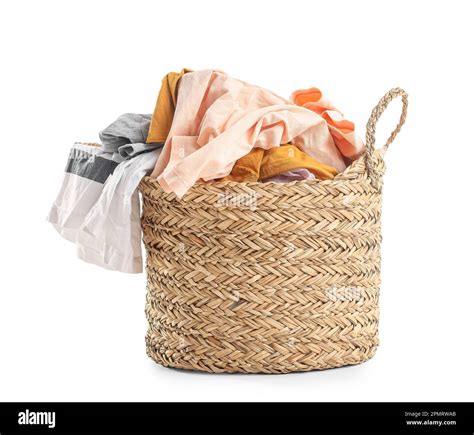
139,88 -> 408,374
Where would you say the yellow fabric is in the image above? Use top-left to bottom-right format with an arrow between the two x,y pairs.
222,145 -> 338,182
146,69 -> 192,144
222,148 -> 265,182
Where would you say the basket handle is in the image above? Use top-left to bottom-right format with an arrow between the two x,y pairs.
365,87 -> 408,183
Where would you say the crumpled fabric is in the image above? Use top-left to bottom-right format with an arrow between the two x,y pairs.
146,68 -> 192,144
99,113 -> 164,159
220,144 -> 337,182
149,70 -> 364,197
76,148 -> 161,273
48,142 -> 122,241
48,145 -> 161,273
118,142 -> 162,159
48,111 -> 165,273
290,88 -> 364,160
262,168 -> 316,183
99,113 -> 153,152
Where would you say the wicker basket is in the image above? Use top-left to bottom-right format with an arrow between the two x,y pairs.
139,88 -> 408,374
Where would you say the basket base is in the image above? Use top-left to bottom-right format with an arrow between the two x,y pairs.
145,335 -> 378,374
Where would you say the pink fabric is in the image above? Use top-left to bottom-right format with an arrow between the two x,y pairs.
151,70 -> 364,197
262,168 -> 316,183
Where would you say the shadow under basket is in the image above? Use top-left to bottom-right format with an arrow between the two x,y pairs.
139,88 -> 408,374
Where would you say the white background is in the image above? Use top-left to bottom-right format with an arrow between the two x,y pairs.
1,0 -> 473,402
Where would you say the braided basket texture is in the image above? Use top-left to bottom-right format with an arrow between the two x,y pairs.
139,88 -> 408,373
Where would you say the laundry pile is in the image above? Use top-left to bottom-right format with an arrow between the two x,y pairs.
48,69 -> 364,273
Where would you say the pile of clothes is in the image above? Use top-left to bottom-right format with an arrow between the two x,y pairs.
48,69 -> 364,273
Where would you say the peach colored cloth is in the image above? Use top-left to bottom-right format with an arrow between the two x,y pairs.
150,70 -> 364,197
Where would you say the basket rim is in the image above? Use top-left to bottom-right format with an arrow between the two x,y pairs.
139,149 -> 383,196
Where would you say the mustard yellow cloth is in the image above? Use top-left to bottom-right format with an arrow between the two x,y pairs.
221,145 -> 338,182
146,69 -> 192,144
